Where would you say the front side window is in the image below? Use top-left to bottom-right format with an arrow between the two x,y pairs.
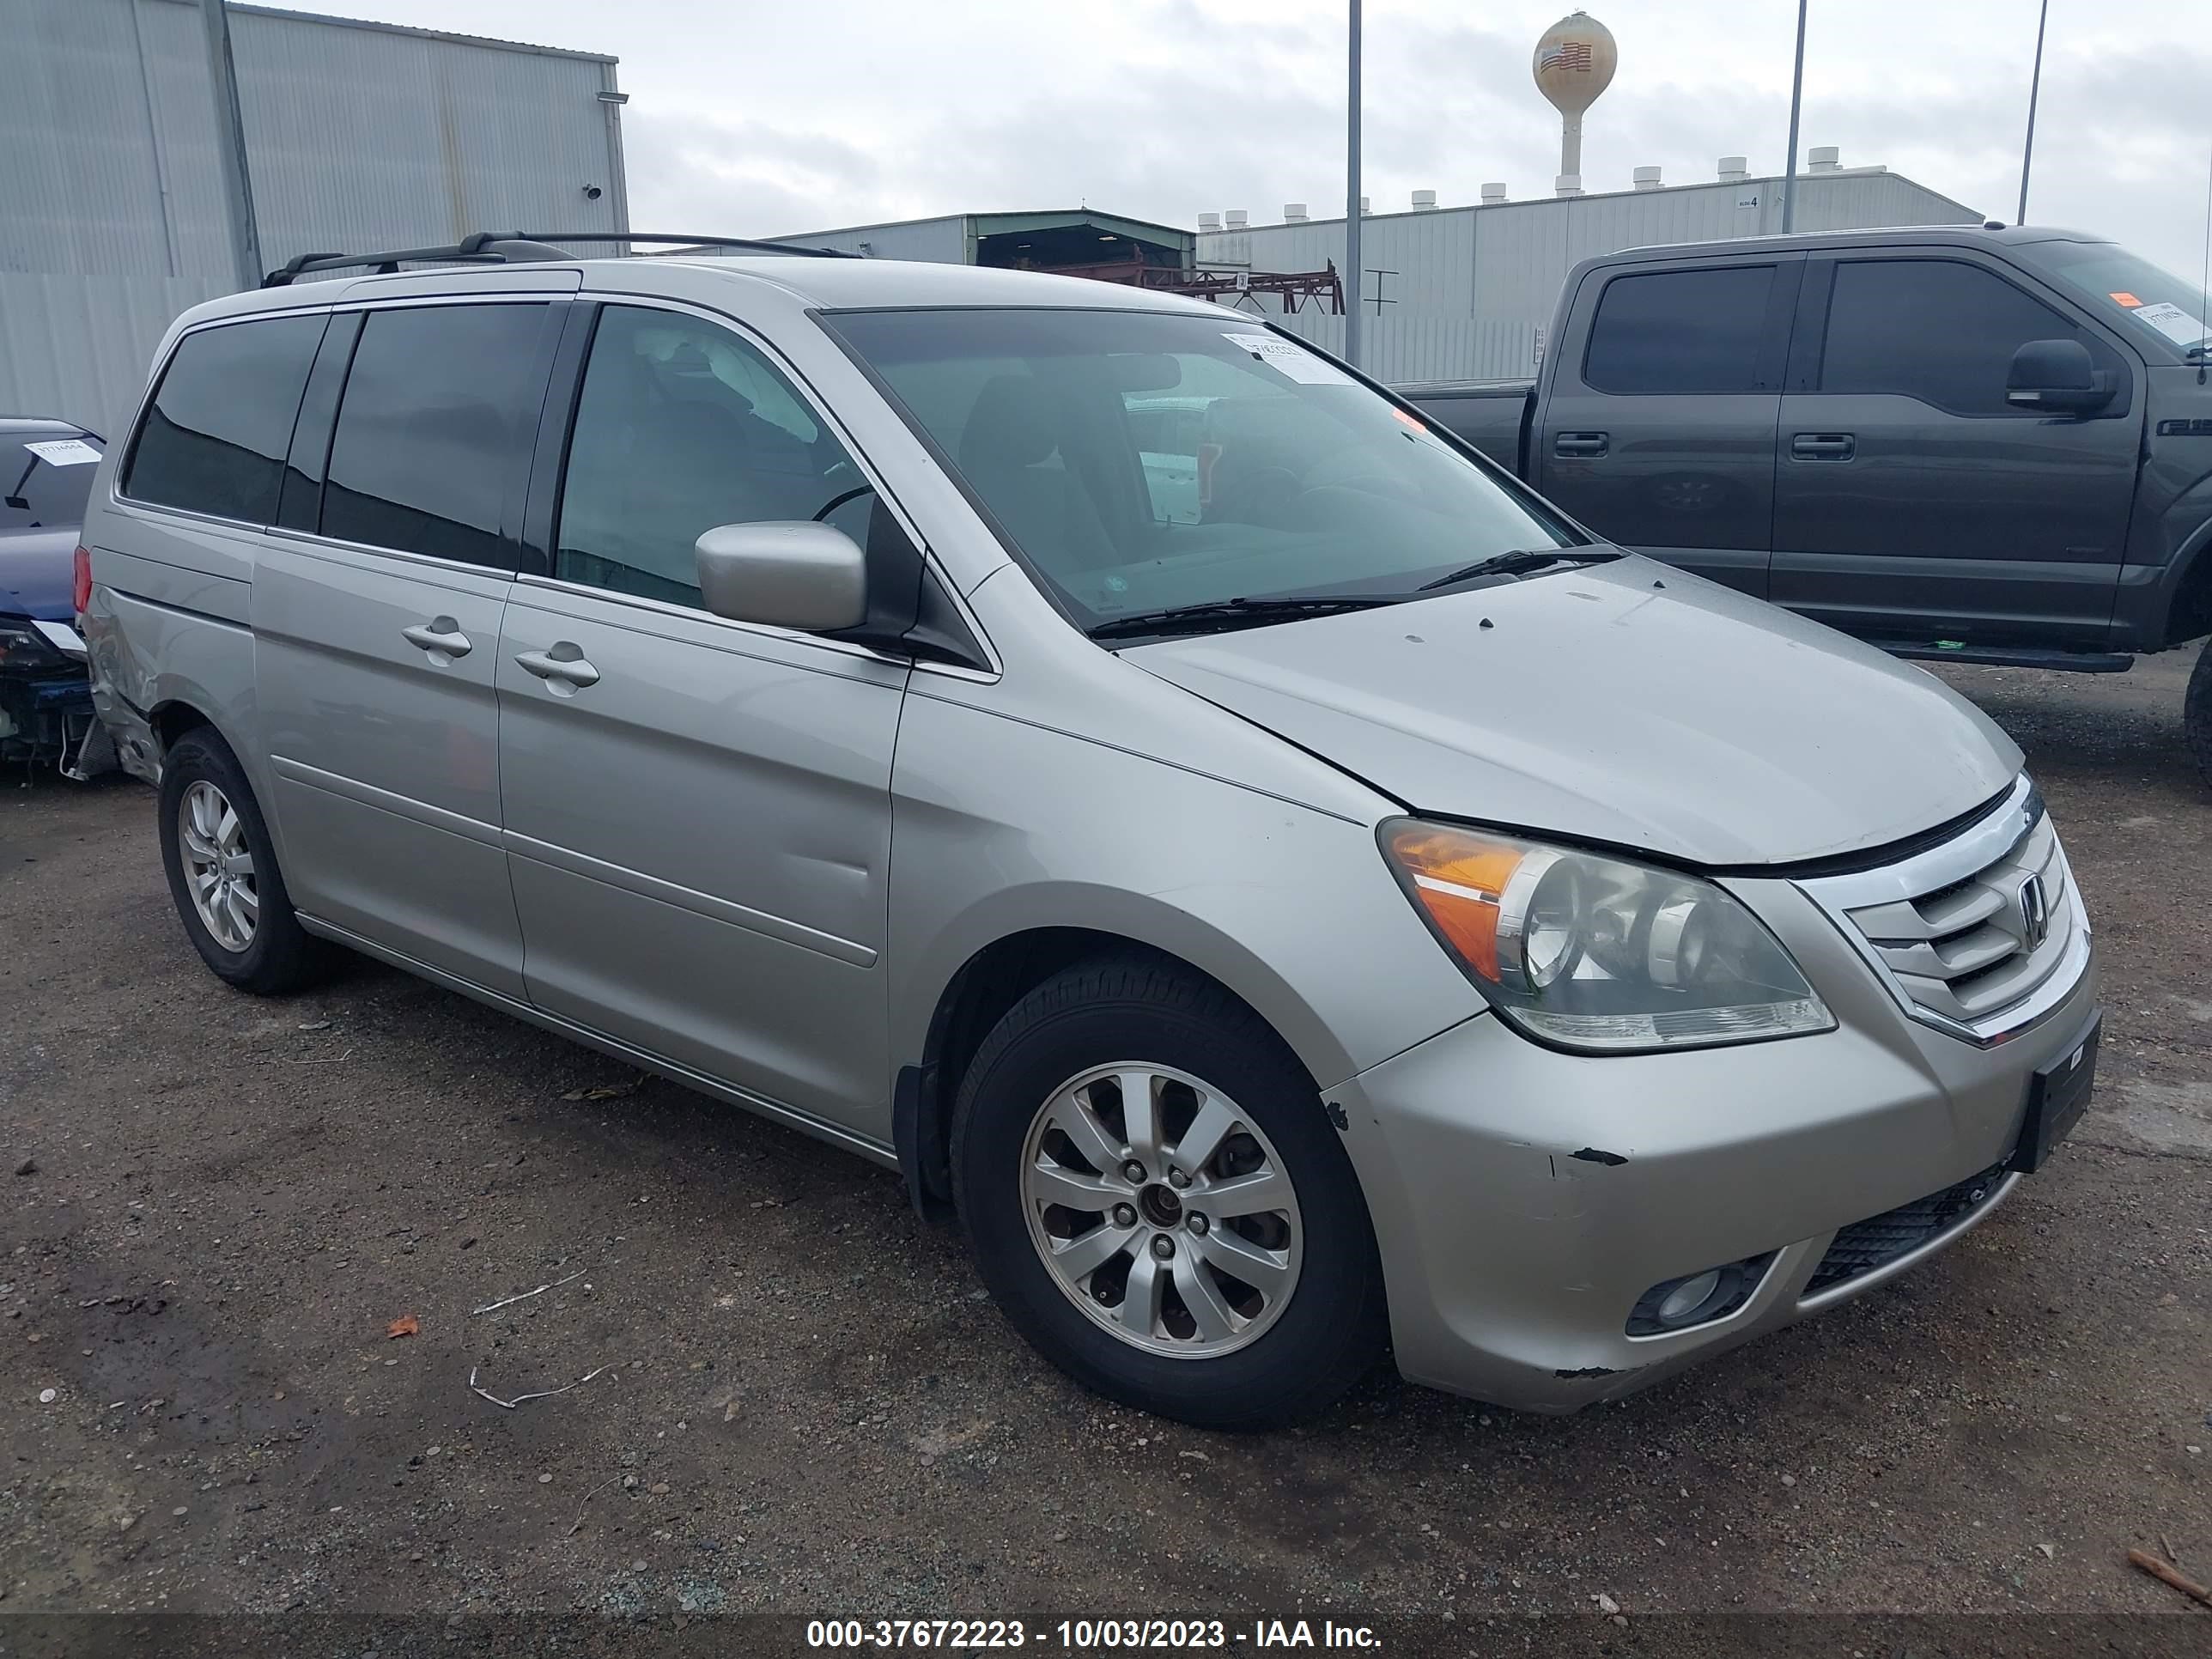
1818,258 -> 2118,416
1582,266 -> 1778,394
121,317 -> 324,522
321,304 -> 549,567
3,432 -> 104,529
555,306 -> 866,609
828,307 -> 1578,628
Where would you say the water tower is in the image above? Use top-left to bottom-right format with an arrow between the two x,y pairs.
1533,11 -> 1618,190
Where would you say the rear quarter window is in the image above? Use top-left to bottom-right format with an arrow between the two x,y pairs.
121,315 -> 325,523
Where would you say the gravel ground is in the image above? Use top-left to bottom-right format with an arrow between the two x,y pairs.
3,649 -> 2208,1649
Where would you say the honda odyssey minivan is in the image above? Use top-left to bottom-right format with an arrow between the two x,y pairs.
79,238 -> 2100,1427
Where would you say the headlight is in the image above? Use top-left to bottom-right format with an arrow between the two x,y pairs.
0,620 -> 70,672
1380,819 -> 1834,1054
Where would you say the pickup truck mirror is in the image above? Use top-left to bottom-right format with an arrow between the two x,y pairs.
2007,338 -> 2113,414
694,521 -> 869,633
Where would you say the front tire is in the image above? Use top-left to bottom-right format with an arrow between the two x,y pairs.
951,956 -> 1385,1429
158,727 -> 329,994
2187,640 -> 2212,788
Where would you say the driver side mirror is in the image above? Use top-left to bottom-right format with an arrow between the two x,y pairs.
693,521 -> 868,633
2006,338 -> 2114,415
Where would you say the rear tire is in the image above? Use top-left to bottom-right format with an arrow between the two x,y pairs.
2187,641 -> 2212,789
951,955 -> 1386,1429
158,727 -> 329,994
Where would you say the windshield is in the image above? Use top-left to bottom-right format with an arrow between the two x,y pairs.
2,433 -> 102,531
827,307 -> 1583,629
2027,241 -> 2211,356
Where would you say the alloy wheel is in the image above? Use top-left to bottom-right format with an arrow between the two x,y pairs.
177,779 -> 258,952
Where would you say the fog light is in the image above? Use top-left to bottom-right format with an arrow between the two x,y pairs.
1657,1270 -> 1721,1324
1626,1253 -> 1775,1336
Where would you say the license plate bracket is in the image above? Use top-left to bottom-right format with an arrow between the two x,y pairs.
2009,1013 -> 2100,1175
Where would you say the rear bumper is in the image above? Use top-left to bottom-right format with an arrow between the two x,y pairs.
1331,878 -> 2101,1413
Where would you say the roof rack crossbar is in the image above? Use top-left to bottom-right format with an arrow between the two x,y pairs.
261,230 -> 860,287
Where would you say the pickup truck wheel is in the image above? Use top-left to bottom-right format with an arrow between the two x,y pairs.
2188,641 -> 2212,788
158,728 -> 329,994
951,956 -> 1385,1429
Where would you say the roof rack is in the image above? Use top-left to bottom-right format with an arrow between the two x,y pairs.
261,231 -> 860,288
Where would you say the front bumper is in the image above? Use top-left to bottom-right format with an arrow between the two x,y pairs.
1332,871 -> 2101,1413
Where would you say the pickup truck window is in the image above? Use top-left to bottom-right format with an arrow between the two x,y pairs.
1819,258 -> 2115,417
1583,265 -> 1777,394
121,316 -> 324,525
830,307 -> 1578,630
2025,241 -> 2211,358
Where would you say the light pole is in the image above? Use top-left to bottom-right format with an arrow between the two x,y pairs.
2018,0 -> 2050,224
1780,0 -> 1807,232
1345,0 -> 1363,368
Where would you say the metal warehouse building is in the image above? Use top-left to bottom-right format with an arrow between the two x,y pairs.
0,1 -> 629,433
1201,157 -> 1981,381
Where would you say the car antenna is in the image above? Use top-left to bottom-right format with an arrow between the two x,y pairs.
2198,140 -> 2211,386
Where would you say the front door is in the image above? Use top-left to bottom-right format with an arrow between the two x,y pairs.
1770,254 -> 2143,647
1533,257 -> 1800,597
255,299 -> 561,998
497,301 -> 906,1135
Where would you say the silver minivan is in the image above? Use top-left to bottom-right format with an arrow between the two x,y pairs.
80,242 -> 2100,1428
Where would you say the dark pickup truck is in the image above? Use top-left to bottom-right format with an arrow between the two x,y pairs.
1401,225 -> 2212,779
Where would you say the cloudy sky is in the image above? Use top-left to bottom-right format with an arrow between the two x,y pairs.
336,0 -> 2208,280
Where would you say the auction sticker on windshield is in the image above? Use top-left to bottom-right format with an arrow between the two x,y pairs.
2130,301 -> 2207,348
23,438 -> 101,466
1223,332 -> 1355,386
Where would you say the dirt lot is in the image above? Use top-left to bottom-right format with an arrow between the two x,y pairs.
3,651 -> 2209,1650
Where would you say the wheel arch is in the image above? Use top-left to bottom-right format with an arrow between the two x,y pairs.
893,900 -> 1354,1224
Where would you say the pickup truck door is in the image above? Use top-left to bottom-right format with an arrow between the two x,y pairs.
1770,253 -> 2142,649
1533,254 -> 1801,598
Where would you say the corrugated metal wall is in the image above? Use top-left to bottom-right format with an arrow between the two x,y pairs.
765,216 -> 970,263
1200,171 -> 1982,381
0,0 -> 625,431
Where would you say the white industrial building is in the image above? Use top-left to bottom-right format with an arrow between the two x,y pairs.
1200,155 -> 1984,382
0,1 -> 629,432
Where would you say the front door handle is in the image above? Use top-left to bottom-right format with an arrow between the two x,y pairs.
1790,432 -> 1856,461
514,644 -> 601,693
1553,431 -> 1609,458
401,617 -> 471,659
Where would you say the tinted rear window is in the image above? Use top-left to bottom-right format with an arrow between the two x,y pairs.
3,433 -> 103,529
122,317 -> 324,522
1583,265 -> 1778,394
320,304 -> 548,568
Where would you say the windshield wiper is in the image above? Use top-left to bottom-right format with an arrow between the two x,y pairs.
1415,546 -> 1617,591
1086,594 -> 1397,641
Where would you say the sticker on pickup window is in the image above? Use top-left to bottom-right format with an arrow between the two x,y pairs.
22,438 -> 100,467
2130,301 -> 2208,348
2108,291 -> 2142,307
1223,333 -> 1356,385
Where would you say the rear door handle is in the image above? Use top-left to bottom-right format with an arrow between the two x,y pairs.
1790,433 -> 1856,460
400,617 -> 471,659
1553,431 -> 1609,458
514,644 -> 601,693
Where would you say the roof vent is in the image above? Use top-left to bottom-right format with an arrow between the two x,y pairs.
1359,196 -> 1372,216
1282,203 -> 1309,223
1411,189 -> 1438,211
1480,182 -> 1508,204
1554,173 -> 1583,198
1197,211 -> 1222,232
1224,210 -> 1249,230
1808,145 -> 1840,173
1717,155 -> 1748,182
1632,165 -> 1662,191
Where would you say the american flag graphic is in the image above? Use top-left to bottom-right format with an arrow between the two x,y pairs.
1539,40 -> 1594,72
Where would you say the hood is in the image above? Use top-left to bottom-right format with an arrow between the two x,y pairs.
0,526 -> 79,622
1126,556 -> 2021,867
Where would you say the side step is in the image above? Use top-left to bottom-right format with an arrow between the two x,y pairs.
1877,642 -> 2135,674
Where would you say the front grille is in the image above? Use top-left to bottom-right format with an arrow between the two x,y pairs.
1797,782 -> 2082,1038
1802,1162 -> 2008,1296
